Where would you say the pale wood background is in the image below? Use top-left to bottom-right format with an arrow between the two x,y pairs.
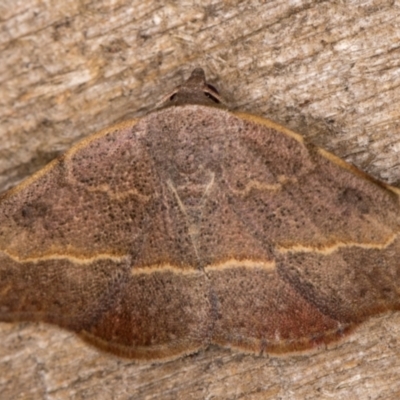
1,0 -> 400,399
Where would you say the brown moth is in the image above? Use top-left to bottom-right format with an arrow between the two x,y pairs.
1,68 -> 400,361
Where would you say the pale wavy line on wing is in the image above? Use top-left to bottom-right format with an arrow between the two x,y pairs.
0,249 -> 129,265
1,249 -> 276,274
277,233 -> 398,255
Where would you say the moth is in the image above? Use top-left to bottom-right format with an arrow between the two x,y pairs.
1,68 -> 399,361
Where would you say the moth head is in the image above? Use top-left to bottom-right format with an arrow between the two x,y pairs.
158,68 -> 227,109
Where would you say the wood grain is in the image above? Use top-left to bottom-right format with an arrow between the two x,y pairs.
1,0 -> 400,399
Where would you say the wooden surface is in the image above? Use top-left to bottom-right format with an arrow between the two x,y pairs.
1,0 -> 400,399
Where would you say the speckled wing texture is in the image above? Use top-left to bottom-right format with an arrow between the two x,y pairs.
1,70 -> 400,361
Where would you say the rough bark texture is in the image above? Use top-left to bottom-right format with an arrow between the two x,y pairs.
1,0 -> 400,399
